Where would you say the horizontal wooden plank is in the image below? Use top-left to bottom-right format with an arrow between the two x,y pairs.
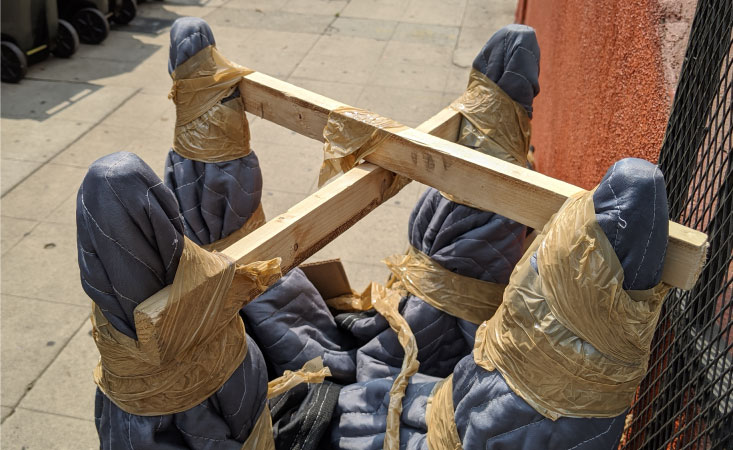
241,71 -> 337,142
239,72 -> 708,290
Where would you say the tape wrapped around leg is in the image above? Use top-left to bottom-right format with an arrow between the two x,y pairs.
169,45 -> 254,163
318,107 -> 407,187
92,236 -> 282,415
473,190 -> 670,419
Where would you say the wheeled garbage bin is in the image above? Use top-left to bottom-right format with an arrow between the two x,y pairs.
58,0 -> 136,45
1,0 -> 79,83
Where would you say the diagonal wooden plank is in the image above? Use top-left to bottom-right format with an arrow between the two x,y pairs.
137,105 -> 462,327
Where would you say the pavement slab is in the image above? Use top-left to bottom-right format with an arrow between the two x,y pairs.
206,9 -> 335,35
281,0 -> 349,16
1,221 -> 88,307
1,117 -> 98,165
286,77 -> 365,105
217,28 -> 320,78
1,408 -> 97,449
340,0 -> 411,21
258,143 -> 321,195
1,295 -> 89,409
0,0 -> 518,445
2,164 -> 87,222
1,160 -> 44,196
0,217 -> 38,256
392,22 -> 460,46
326,17 -> 398,41
381,40 -> 456,67
357,84 -> 446,127
50,123 -> 152,169
402,0 -> 468,27
20,321 -> 97,421
370,60 -> 450,91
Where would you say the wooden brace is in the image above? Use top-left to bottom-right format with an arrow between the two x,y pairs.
138,68 -> 709,324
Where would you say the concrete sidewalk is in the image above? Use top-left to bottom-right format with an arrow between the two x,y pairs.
0,0 -> 515,447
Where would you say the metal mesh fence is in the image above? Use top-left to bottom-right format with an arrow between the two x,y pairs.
619,0 -> 732,448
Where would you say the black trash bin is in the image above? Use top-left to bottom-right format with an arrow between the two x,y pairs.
58,0 -> 111,45
58,0 -> 137,45
109,0 -> 137,25
1,0 -> 79,83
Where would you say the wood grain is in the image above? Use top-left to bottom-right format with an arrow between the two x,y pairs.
239,72 -> 708,289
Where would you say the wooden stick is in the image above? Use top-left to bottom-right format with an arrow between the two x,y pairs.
239,71 -> 708,290
137,105 -> 462,324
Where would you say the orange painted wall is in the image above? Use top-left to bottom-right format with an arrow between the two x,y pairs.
518,0 -> 675,189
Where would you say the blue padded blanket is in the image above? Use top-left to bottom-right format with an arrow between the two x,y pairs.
339,190 -> 527,381
329,157 -> 669,450
164,18 -> 355,388
77,152 -> 268,449
337,24 -> 540,382
164,17 -> 263,247
163,17 -> 345,449
242,267 -> 358,383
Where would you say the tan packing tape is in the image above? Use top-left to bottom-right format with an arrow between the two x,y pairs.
325,279 -> 407,313
326,245 -> 505,324
267,356 -> 332,399
169,45 -> 254,163
318,106 -> 407,187
474,190 -> 670,419
425,375 -> 462,450
241,404 -> 276,450
384,245 -> 506,325
451,69 -> 531,167
92,236 -> 282,415
325,288 -> 374,312
440,70 -> 531,211
362,282 -> 420,450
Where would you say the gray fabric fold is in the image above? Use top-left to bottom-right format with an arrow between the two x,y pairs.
168,17 -> 215,75
593,158 -> 668,289
269,380 -> 343,450
243,268 -> 358,383
530,157 -> 668,290
329,373 -> 438,450
78,152 -> 268,450
164,151 -> 263,246
77,152 -> 184,340
449,357 -> 626,450
471,24 -> 540,117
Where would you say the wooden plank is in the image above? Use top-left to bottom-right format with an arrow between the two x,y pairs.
223,105 -> 462,269
224,164 -> 394,271
239,71 -> 708,290
240,71 -> 462,143
138,163 -> 397,326
241,71 -> 337,142
136,104 -> 462,325
368,130 -> 708,289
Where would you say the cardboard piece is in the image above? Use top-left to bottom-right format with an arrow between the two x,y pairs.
300,259 -> 353,300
